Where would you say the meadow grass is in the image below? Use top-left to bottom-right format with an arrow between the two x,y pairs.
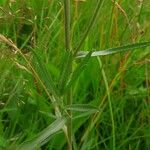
0,0 -> 150,149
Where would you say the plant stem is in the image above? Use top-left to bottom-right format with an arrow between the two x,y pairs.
64,0 -> 72,150
64,0 -> 71,53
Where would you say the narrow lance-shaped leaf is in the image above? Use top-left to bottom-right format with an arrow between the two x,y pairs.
74,0 -> 104,54
73,111 -> 99,120
66,104 -> 100,112
65,51 -> 92,92
58,53 -> 73,94
66,104 -> 100,120
31,49 -> 59,98
18,117 -> 67,150
76,41 -> 150,58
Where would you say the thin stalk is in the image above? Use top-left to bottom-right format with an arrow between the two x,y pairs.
64,0 -> 72,150
64,0 -> 71,53
106,0 -> 116,46
97,57 -> 116,150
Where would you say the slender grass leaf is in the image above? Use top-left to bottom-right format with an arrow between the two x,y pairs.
65,51 -> 92,92
39,110 -> 56,119
0,108 -> 17,113
73,111 -> 98,120
31,49 -> 59,99
18,117 -> 67,150
58,53 -> 73,94
20,32 -> 33,50
81,138 -> 95,150
76,41 -> 150,58
74,0 -> 104,54
66,104 -> 99,113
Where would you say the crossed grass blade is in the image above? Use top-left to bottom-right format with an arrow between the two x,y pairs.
64,51 -> 92,93
31,48 -> 60,101
66,104 -> 99,120
66,104 -> 99,112
76,41 -> 150,58
58,53 -> 73,94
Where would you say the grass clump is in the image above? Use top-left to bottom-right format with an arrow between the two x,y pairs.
0,0 -> 150,149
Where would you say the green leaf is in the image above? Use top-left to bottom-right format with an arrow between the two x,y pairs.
65,51 -> 92,92
67,104 -> 99,120
0,108 -> 17,113
73,111 -> 97,120
31,49 -> 59,98
76,41 -> 150,58
18,117 -> 67,150
66,104 -> 99,113
58,53 -> 73,94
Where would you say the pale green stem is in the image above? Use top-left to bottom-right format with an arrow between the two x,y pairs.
64,0 -> 72,150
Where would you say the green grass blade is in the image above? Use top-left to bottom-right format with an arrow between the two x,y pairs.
74,0 -> 104,54
73,112 -> 98,120
58,53 -> 73,94
18,117 -> 67,150
97,57 -> 116,150
67,104 -> 99,120
31,49 -> 59,99
65,51 -> 92,92
76,41 -> 150,58
66,104 -> 99,113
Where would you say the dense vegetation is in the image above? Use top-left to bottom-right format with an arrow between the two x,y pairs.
0,0 -> 150,149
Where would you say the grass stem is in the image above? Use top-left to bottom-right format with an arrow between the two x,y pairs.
64,0 -> 72,149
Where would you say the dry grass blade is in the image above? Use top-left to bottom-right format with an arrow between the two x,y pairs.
0,34 -> 18,52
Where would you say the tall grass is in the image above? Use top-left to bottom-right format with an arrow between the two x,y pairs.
0,0 -> 150,149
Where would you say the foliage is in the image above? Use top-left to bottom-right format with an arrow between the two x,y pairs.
0,0 -> 150,149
